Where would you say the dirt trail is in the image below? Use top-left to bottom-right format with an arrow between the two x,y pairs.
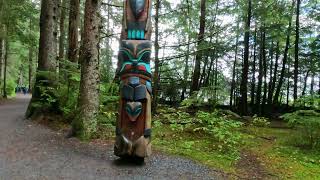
0,95 -> 224,180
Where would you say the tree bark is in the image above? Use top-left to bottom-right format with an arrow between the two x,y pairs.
26,0 -> 59,117
152,0 -> 160,113
310,74 -> 314,95
267,41 -> 274,104
68,0 -> 80,63
28,46 -> 33,92
302,70 -> 310,96
274,0 -> 295,105
256,29 -> 264,114
318,75 -> 320,95
0,38 -> 3,96
261,29 -> 267,113
3,39 -> 8,98
268,41 -> 279,104
293,0 -> 301,100
28,19 -> 33,92
250,27 -> 257,106
239,0 -> 252,115
59,0 -> 67,67
74,0 -> 101,139
181,0 -> 191,101
190,0 -> 206,93
230,26 -> 239,108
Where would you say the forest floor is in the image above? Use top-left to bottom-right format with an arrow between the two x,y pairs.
151,118 -> 320,179
1,95 -> 319,179
0,95 -> 227,179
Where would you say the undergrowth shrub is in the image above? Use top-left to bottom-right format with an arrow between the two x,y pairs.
6,79 -> 16,97
251,115 -> 270,127
194,111 -> 243,154
282,110 -> 320,149
294,95 -> 320,110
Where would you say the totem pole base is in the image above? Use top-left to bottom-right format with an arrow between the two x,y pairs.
114,135 -> 151,158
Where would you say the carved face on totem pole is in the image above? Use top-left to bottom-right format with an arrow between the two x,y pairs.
114,0 -> 152,159
122,0 -> 152,40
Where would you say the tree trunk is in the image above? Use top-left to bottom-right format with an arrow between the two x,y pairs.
28,19 -> 33,92
26,0 -> 59,118
293,0 -> 301,100
250,27 -> 257,107
230,25 -> 239,108
190,0 -> 206,93
59,0 -> 67,68
261,29 -> 267,113
310,74 -> 314,95
152,0 -> 160,113
267,41 -> 274,104
274,0 -> 295,105
302,70 -> 310,96
318,75 -> 320,95
74,0 -> 101,139
181,0 -> 191,101
268,41 -> 279,104
199,54 -> 210,88
0,38 -> 3,96
256,29 -> 263,114
28,46 -> 33,92
68,0 -> 80,63
3,39 -> 8,98
239,0 -> 252,115
286,70 -> 290,107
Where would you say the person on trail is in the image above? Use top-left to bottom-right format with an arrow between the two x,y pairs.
22,87 -> 27,95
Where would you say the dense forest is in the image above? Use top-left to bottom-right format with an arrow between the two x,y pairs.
0,0 -> 320,178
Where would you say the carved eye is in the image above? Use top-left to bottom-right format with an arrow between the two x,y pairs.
139,51 -> 150,63
120,50 -> 132,62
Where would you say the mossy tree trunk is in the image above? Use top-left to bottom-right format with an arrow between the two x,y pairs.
73,0 -> 100,139
26,0 -> 59,118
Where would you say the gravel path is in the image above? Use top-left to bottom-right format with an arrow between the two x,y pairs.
0,95 -> 225,180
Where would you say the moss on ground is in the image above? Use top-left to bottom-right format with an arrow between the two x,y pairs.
152,121 -> 320,179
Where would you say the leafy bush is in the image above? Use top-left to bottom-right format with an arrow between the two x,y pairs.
181,92 -> 209,108
251,115 -> 270,127
281,110 -> 320,149
98,111 -> 116,127
194,111 -> 243,153
163,111 -> 193,131
294,95 -> 320,110
6,79 -> 17,97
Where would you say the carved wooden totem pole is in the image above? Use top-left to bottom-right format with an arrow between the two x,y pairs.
114,0 -> 152,159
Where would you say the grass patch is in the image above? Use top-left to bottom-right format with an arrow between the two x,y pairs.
243,126 -> 320,179
153,124 -> 238,173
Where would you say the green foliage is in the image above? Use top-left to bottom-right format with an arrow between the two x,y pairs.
294,95 -> 320,110
181,92 -> 214,108
282,110 -> 320,149
6,79 -> 16,97
251,115 -> 271,127
194,111 -> 243,154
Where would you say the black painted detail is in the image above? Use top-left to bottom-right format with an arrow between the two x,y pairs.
116,127 -> 121,136
144,128 -> 152,138
134,85 -> 147,101
122,85 -> 134,100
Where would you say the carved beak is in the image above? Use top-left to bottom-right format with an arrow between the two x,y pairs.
129,0 -> 146,19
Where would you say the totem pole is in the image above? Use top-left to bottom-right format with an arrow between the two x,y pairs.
114,0 -> 152,159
